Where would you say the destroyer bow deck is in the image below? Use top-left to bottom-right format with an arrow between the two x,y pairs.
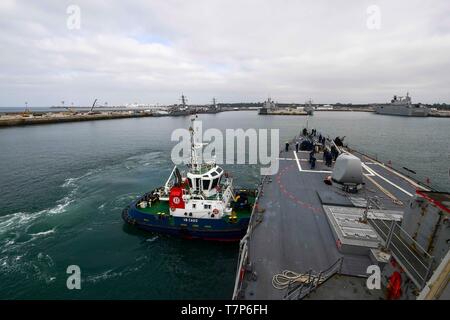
233,131 -> 448,300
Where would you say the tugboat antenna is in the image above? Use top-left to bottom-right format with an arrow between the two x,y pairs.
189,117 -> 199,169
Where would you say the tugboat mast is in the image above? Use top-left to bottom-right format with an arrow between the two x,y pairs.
189,117 -> 201,171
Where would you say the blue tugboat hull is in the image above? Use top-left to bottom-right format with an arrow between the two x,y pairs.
122,204 -> 250,242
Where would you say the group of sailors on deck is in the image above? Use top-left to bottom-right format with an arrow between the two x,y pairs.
283,128 -> 343,170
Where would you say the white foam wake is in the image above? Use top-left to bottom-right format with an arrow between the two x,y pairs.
30,228 -> 56,238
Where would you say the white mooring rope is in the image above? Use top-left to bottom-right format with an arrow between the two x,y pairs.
272,270 -> 324,290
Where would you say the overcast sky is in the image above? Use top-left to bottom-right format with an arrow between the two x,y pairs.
0,0 -> 449,107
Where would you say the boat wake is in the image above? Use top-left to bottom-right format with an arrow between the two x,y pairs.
29,228 -> 56,238
0,150 -> 167,287
60,168 -> 100,188
146,235 -> 159,242
0,184 -> 78,274
0,186 -> 77,236
85,269 -> 124,283
123,151 -> 165,170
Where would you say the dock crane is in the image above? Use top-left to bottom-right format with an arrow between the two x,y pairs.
88,99 -> 100,115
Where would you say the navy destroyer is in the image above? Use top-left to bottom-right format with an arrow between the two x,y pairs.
233,130 -> 449,300
375,93 -> 430,117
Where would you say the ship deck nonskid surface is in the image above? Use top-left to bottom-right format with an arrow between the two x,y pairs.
241,137 -> 421,299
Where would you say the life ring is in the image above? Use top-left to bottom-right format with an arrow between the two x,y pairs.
213,208 -> 219,215
172,196 -> 180,204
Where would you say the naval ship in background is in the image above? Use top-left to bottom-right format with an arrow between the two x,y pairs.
375,93 -> 430,117
233,129 -> 449,300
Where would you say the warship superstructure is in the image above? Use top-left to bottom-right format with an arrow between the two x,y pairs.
258,98 -> 277,115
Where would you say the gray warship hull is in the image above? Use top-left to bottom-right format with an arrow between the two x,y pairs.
375,105 -> 429,117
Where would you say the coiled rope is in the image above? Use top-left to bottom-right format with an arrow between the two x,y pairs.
272,270 -> 324,290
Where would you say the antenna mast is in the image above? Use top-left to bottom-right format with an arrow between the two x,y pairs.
189,117 -> 199,170
181,94 -> 187,108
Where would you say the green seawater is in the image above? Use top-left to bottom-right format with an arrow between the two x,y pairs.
0,111 -> 448,299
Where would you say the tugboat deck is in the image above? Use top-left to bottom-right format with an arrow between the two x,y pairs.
237,134 -> 428,300
136,193 -> 255,219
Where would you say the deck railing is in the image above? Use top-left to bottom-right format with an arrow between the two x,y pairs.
232,175 -> 268,299
368,218 -> 434,289
346,144 -> 438,192
283,257 -> 344,300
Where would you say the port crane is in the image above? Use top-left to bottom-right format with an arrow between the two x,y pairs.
88,99 -> 99,115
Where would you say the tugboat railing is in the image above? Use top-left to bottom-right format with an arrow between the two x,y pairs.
164,166 -> 177,193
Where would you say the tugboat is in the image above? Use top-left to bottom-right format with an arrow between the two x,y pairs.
122,118 -> 257,241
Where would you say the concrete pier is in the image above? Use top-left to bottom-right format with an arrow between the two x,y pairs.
0,111 -> 156,127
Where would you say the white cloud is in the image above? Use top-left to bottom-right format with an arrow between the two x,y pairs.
0,0 -> 449,106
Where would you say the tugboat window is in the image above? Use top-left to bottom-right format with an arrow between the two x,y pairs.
195,178 -> 200,191
187,178 -> 192,188
211,178 -> 219,189
202,179 -> 210,190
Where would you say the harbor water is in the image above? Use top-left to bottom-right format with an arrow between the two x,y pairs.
0,111 -> 448,299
